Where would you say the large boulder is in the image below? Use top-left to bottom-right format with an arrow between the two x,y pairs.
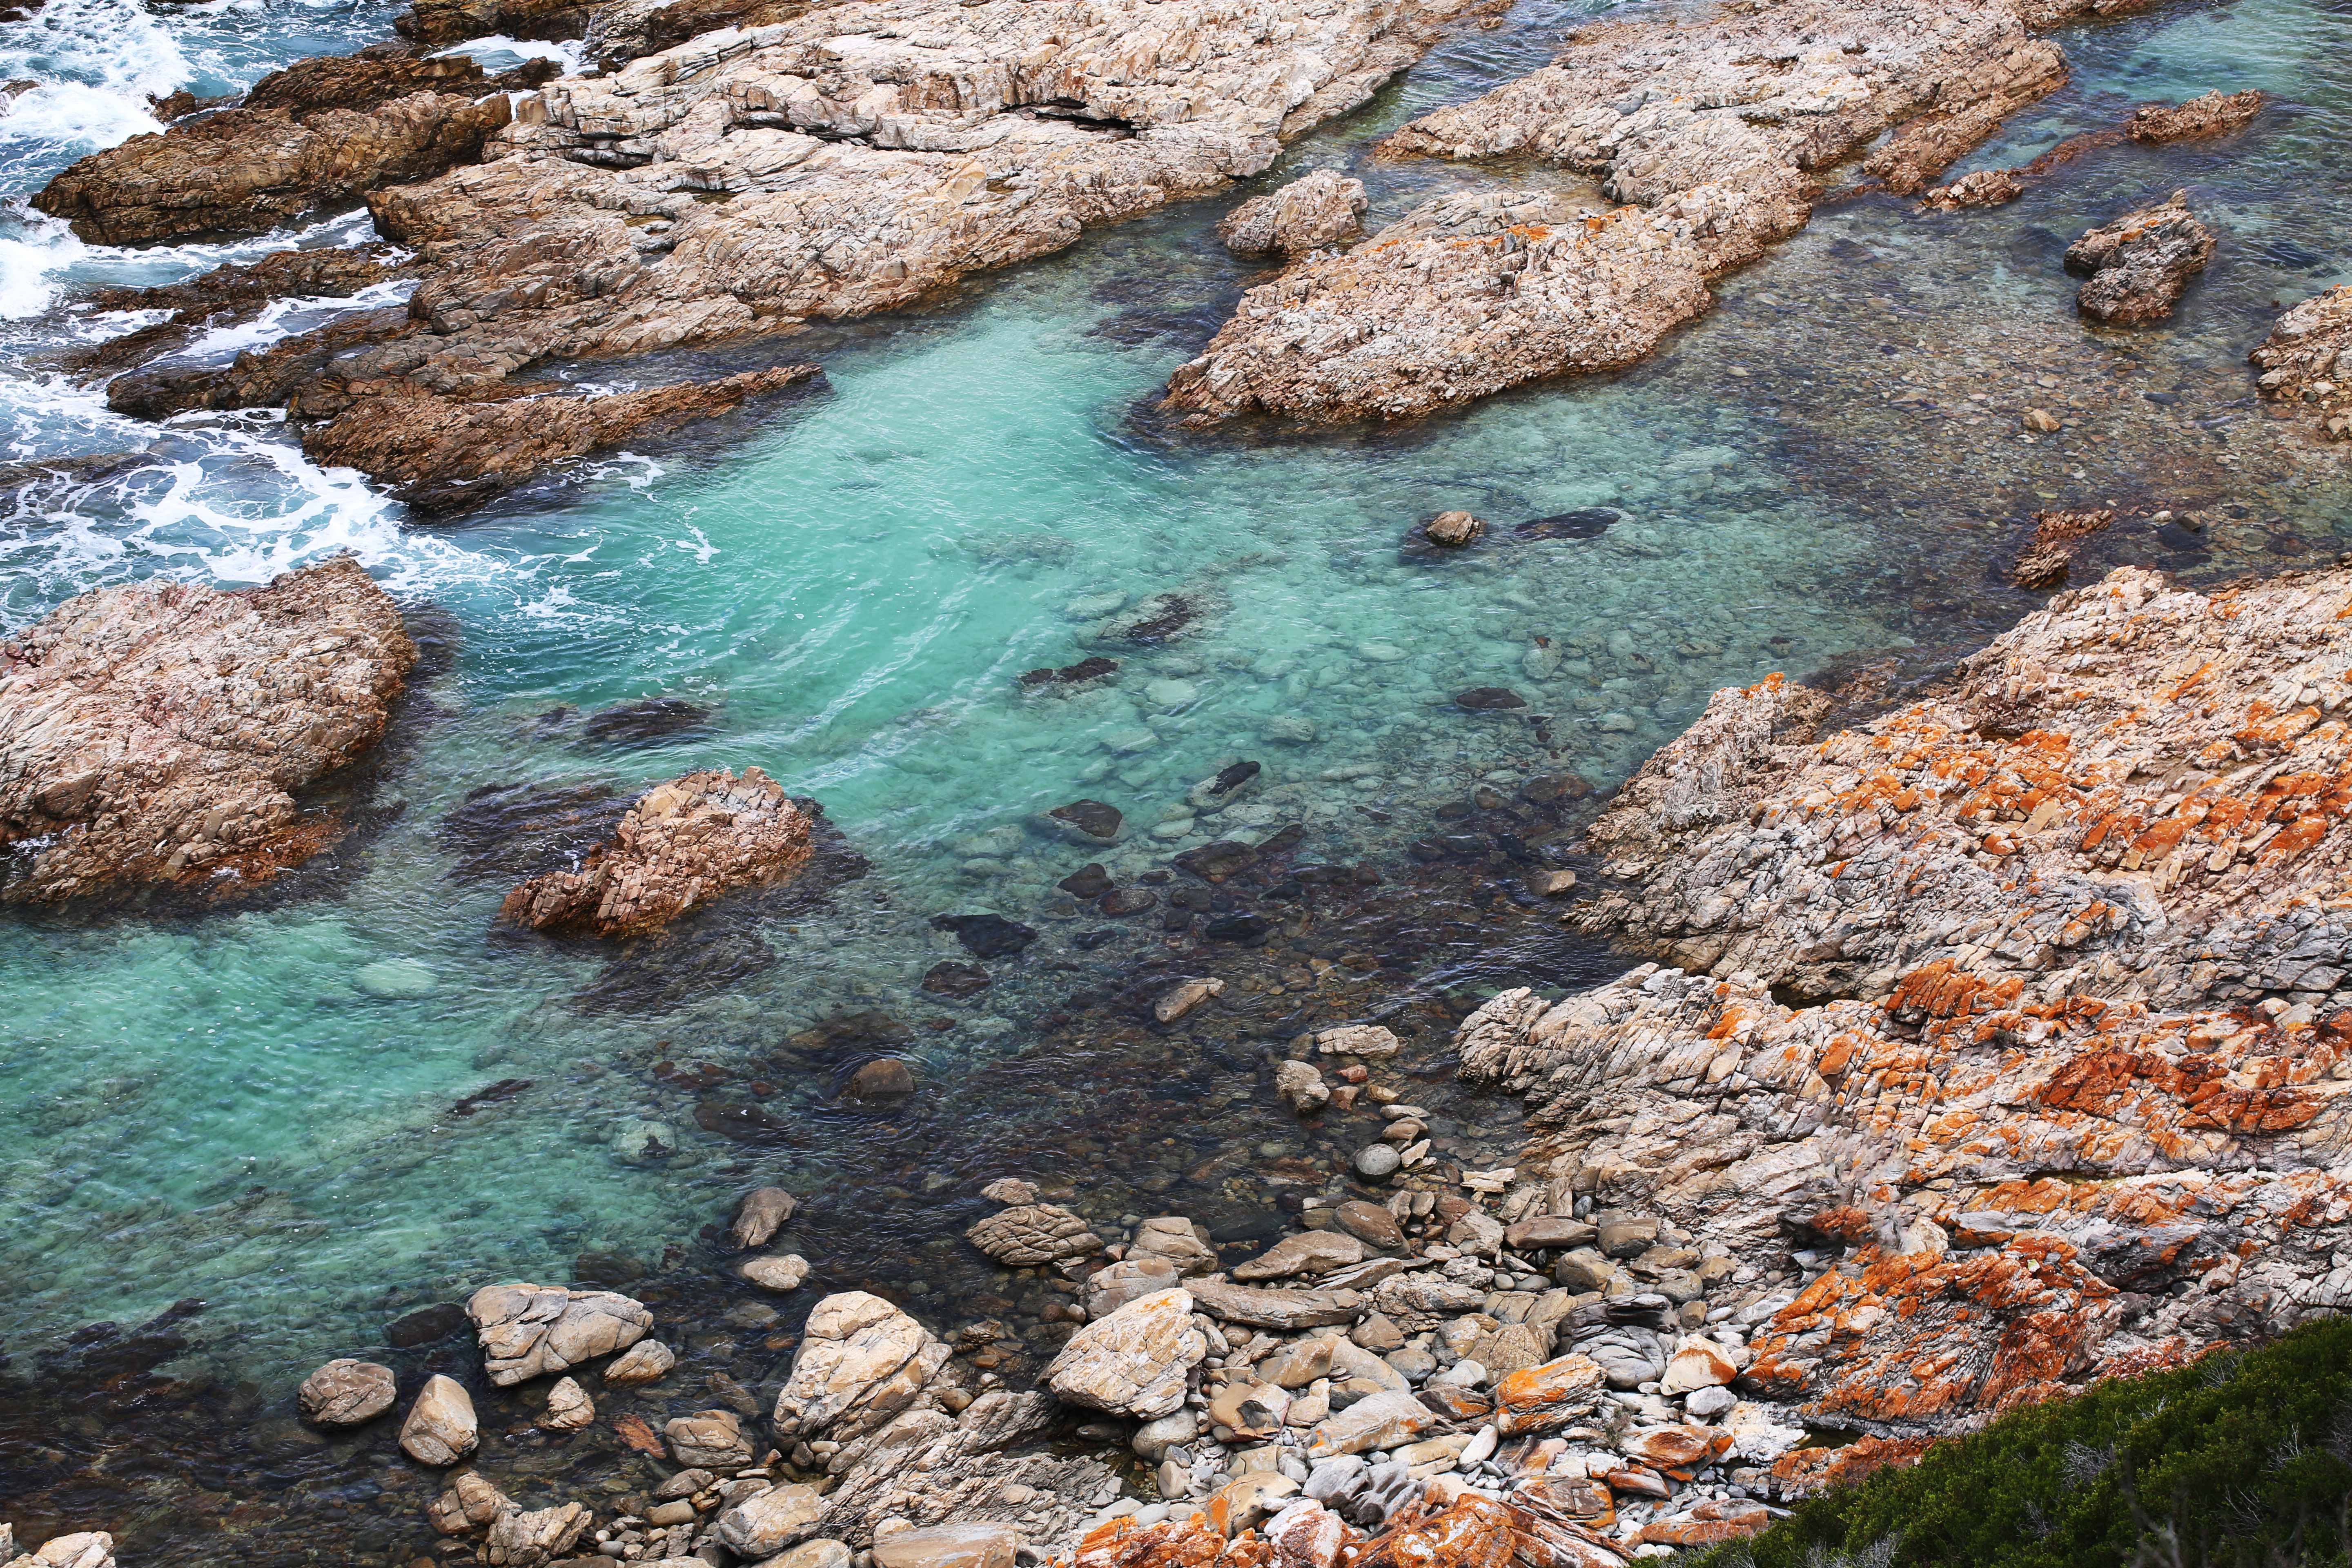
483,1501 -> 590,1567
498,767 -> 814,938
713,1484 -> 826,1558
871,1524 -> 1023,1568
966,1203 -> 1102,1266
399,1374 -> 478,1465
2066,189 -> 2214,323
467,1283 -> 653,1385
0,557 -> 416,904
1045,1288 -> 1209,1418
2252,284 -> 2352,443
1217,169 -> 1368,256
771,1292 -> 951,1442
298,1358 -> 397,1427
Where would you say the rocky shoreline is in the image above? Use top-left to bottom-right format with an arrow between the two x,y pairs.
12,557 -> 2349,1566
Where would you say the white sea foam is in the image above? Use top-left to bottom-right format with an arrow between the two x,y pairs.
434,33 -> 586,73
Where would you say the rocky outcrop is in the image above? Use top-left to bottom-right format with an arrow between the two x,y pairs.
498,767 -> 814,938
1172,0 -> 2064,422
772,1292 -> 953,1443
1,1532 -> 117,1568
298,366 -> 821,513
2066,190 -> 2213,323
32,46 -> 526,244
395,0 -> 598,45
56,244 -> 415,382
310,0 -> 1479,417
467,1283 -> 653,1384
2009,506 -> 2113,587
1429,562 -> 2352,1439
1922,89 -> 2266,209
106,307 -> 417,422
2252,285 -> 2352,444
1043,1288 -> 1208,1417
0,556 -> 418,904
298,1358 -> 398,1426
1216,170 -> 1368,256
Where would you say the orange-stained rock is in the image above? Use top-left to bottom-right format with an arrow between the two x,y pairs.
1491,1353 -> 1605,1435
1768,1434 -> 1936,1499
1624,1425 -> 1732,1478
1075,1513 -> 1224,1568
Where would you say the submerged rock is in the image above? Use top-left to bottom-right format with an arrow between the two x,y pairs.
930,912 -> 1038,958
2065,190 -> 2214,323
1217,170 -> 1368,256
499,767 -> 813,938
2009,507 -> 2114,587
301,368 -> 822,513
2251,285 -> 2352,443
0,556 -> 417,904
298,1358 -> 398,1427
32,48 -> 522,244
730,1186 -> 797,1248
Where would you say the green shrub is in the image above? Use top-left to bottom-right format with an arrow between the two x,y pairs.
1692,1315 -> 2352,1568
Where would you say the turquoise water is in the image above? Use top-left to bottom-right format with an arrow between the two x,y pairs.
0,0 -> 2348,1395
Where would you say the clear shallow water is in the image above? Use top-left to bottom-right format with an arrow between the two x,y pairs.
0,0 -> 2347,1397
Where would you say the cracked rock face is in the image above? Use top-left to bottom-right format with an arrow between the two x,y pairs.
466,1283 -> 654,1385
1044,1287 -> 1207,1418
0,556 -> 418,904
321,0 -> 1477,416
499,766 -> 814,938
2065,189 -> 2214,323
1448,561 -> 2352,1434
2252,284 -> 2352,444
1216,169 -> 1368,256
965,1203 -> 1102,1265
297,1359 -> 398,1427
773,1291 -> 952,1442
1171,0 -> 2065,423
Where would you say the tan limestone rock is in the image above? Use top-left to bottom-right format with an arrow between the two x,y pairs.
467,1283 -> 653,1385
1044,1287 -> 1207,1418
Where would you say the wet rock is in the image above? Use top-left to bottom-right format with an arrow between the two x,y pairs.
730,1185 -> 798,1249
666,1408 -> 753,1468
1515,508 -> 1621,541
1050,798 -> 1123,843
967,1203 -> 1102,1265
0,557 -> 416,904
980,1177 -> 1037,1204
1528,869 -> 1578,896
399,1373 -> 478,1465
742,1254 -> 811,1292
58,243 -> 415,379
107,304 -> 416,421
1058,863 -> 1114,899
1276,1059 -> 1330,1114
298,1359 -> 397,1427
1317,1024 -> 1401,1059
2010,506 -> 2114,587
872,1523 -> 1023,1568
715,1483 -> 827,1558
2127,87 -> 2267,142
1045,1287 -> 1207,1417
1129,1216 -> 1219,1274
1172,839 -> 1259,882
2066,190 -> 2214,323
1334,1201 -> 1405,1250
1921,166 -> 2026,209
499,767 -> 812,938
395,0 -> 597,46
1421,510 -> 1486,547
541,1376 -> 594,1430
580,694 -> 715,747
305,367 -> 821,512
930,912 -> 1038,958
2252,285 -> 2352,443
772,1292 -> 951,1442
1153,976 -> 1226,1022
1189,759 -> 1262,810
466,1283 -> 652,1384
388,1302 -> 469,1348
1019,655 -> 1121,689
1454,687 -> 1526,710
922,960 -> 992,997
1217,169 -> 1368,256
847,1057 -> 917,1106
8,1534 -> 117,1568
602,1337 -> 675,1385
32,53 -> 516,244
1100,886 -> 1159,916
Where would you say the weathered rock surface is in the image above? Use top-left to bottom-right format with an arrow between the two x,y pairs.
1044,1287 -> 1207,1417
57,244 -> 415,382
730,1185 -> 797,1248
1232,1230 -> 1364,1281
0,556 -> 418,904
2066,190 -> 2213,323
743,1253 -> 811,1292
484,1500 -> 590,1566
602,1337 -> 676,1385
399,1374 -> 479,1464
499,766 -> 813,937
2252,285 -> 2352,444
301,366 -> 821,512
467,1283 -> 653,1384
1217,169 -> 1368,256
1169,0 -> 2066,422
773,1292 -> 952,1441
298,1358 -> 398,1426
666,1408 -> 754,1468
966,1203 -> 1102,1265
1921,90 -> 2265,210
541,1376 -> 595,1429
2,1533 -> 118,1568
1453,562 -> 2352,1434
714,1483 -> 827,1557
312,0 -> 1481,422
2010,506 -> 2114,588
396,0 -> 597,46
871,1523 -> 1022,1568
33,48 -> 520,244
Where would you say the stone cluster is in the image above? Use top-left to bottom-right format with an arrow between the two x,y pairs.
2252,284 -> 2352,444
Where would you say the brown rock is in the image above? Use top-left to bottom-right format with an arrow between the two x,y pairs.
499,767 -> 812,938
729,1186 -> 797,1248
2066,190 -> 2214,323
2126,88 -> 2266,142
298,1359 -> 397,1427
1217,169 -> 1368,256
666,1408 -> 753,1469
395,0 -> 597,46
966,1203 -> 1101,1266
873,1524 -> 1023,1568
848,1058 -> 917,1105
300,367 -> 821,514
399,1374 -> 478,1465
1334,1200 -> 1405,1251
1503,1215 -> 1597,1251
0,557 -> 416,904
2010,507 -> 2113,587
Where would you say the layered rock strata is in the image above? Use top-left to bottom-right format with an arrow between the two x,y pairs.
2066,190 -> 2214,323
0,556 -> 418,903
303,0 -> 1482,421
2251,285 -> 2352,443
1921,89 -> 2267,209
56,243 -> 416,382
32,47 -> 537,244
499,766 -> 814,936
300,365 -> 821,512
1170,0 -> 2067,421
1216,170 -> 1370,257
